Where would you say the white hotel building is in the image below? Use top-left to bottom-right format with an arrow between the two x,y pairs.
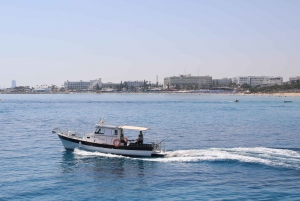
232,77 -> 248,85
289,76 -> 300,83
233,76 -> 283,87
212,78 -> 232,86
164,74 -> 212,89
64,78 -> 102,91
126,81 -> 144,88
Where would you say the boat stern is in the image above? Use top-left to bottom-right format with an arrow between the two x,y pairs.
151,151 -> 167,157
151,141 -> 166,157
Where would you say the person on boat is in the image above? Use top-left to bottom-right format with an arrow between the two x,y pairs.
137,131 -> 143,145
120,133 -> 127,146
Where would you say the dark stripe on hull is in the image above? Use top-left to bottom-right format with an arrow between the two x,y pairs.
58,135 -> 153,151
65,148 -> 75,151
151,153 -> 166,157
59,135 -> 80,143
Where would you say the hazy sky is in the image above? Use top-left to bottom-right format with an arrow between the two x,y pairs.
1,0 -> 300,88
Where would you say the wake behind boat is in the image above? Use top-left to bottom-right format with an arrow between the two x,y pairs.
52,120 -> 166,157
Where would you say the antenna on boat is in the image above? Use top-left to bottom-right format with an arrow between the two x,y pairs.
97,118 -> 105,125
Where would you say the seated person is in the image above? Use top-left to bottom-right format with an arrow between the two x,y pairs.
137,131 -> 143,145
120,133 -> 127,146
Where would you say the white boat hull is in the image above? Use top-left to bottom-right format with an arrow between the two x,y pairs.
58,134 -> 161,157
60,137 -> 79,150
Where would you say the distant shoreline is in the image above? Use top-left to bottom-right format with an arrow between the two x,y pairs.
234,92 -> 300,97
1,91 -> 300,97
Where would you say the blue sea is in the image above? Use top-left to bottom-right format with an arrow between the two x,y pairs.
1,93 -> 300,200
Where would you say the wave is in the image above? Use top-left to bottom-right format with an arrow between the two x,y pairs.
73,147 -> 300,169
73,148 -> 126,158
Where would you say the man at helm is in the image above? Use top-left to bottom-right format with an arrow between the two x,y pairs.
120,133 -> 127,146
137,131 -> 143,145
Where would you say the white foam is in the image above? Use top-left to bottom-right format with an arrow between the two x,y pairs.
141,147 -> 300,169
73,148 -> 126,158
72,147 -> 300,169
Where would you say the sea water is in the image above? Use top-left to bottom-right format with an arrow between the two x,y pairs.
1,93 -> 300,200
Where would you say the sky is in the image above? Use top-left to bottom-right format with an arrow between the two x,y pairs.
1,0 -> 300,88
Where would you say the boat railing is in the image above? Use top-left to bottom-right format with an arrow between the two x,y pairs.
152,141 -> 165,153
52,127 -> 83,139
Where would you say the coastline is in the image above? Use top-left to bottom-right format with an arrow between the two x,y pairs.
234,92 -> 300,97
1,91 -> 300,97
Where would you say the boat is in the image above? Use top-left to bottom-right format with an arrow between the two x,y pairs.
52,120 -> 166,157
234,99 -> 239,102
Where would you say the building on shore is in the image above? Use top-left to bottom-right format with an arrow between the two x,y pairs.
212,78 -> 232,87
233,76 -> 283,87
101,81 -> 149,92
289,76 -> 300,83
232,77 -> 248,85
12,80 -> 16,88
64,78 -> 102,91
33,87 -> 50,93
261,76 -> 283,86
102,82 -> 119,89
164,74 -> 212,89
125,81 -> 144,89
124,80 -> 144,88
2,86 -> 31,93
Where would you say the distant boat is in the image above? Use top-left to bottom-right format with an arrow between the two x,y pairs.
234,99 -> 239,102
284,101 -> 292,103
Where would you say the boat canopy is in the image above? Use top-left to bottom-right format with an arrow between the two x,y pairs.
119,126 -> 149,131
95,124 -> 119,129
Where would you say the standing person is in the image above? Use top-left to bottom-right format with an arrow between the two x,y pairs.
137,131 -> 143,145
120,133 -> 127,146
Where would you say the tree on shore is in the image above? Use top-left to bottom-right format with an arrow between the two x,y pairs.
241,83 -> 251,89
241,82 -> 300,93
143,80 -> 148,91
124,82 -> 128,91
60,87 -> 66,92
96,83 -> 100,90
116,81 -> 123,91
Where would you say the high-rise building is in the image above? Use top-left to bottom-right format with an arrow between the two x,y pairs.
12,80 -> 16,88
